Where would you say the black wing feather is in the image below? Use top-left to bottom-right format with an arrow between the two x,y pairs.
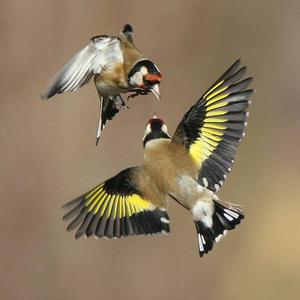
63,167 -> 170,239
172,60 -> 254,192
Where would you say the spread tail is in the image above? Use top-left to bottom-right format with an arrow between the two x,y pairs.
194,199 -> 244,257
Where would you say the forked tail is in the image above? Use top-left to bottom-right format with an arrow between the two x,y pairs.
195,199 -> 244,257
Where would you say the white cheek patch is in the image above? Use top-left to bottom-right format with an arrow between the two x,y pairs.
129,66 -> 148,87
161,124 -> 170,137
143,123 -> 152,140
140,66 -> 148,75
145,123 -> 151,134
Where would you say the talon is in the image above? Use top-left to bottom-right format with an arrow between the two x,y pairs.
127,89 -> 150,101
127,94 -> 137,101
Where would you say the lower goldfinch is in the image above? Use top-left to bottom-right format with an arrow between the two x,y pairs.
63,60 -> 253,256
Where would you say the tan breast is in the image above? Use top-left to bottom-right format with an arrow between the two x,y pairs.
138,139 -> 198,207
94,62 -> 129,96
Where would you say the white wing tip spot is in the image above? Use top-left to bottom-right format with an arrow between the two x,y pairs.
215,230 -> 228,243
203,177 -> 209,188
161,230 -> 169,235
160,217 -> 170,224
214,184 -> 220,191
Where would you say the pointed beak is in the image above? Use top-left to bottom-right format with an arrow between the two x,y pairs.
149,84 -> 161,101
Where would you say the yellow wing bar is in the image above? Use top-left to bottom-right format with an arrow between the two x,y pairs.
85,183 -> 154,218
63,167 -> 170,239
172,60 -> 253,192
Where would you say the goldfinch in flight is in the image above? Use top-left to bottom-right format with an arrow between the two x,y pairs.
41,24 -> 161,145
63,60 -> 253,256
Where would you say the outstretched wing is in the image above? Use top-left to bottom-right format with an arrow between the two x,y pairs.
63,167 -> 170,239
172,60 -> 253,192
41,35 -> 123,99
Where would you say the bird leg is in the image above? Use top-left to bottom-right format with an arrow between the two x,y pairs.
114,95 -> 129,110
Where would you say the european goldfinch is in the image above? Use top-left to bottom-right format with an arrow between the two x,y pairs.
63,60 -> 253,256
41,24 -> 161,145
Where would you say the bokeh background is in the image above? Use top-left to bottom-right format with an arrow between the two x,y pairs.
1,1 -> 300,299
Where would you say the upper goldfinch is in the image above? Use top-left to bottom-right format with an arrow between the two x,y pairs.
63,60 -> 253,256
41,24 -> 161,145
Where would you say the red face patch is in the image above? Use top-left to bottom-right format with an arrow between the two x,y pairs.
144,74 -> 162,83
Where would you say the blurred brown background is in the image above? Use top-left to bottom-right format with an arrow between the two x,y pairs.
1,0 -> 300,299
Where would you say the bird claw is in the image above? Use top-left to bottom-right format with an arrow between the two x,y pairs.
127,89 -> 149,101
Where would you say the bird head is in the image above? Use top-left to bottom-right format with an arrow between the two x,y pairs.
128,60 -> 162,100
143,114 -> 170,147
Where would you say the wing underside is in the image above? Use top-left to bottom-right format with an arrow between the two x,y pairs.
172,60 -> 253,192
63,167 -> 170,238
41,36 -> 123,99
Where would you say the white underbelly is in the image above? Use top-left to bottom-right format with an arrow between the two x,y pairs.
173,175 -> 214,210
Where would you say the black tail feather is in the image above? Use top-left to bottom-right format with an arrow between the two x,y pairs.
122,24 -> 134,42
195,200 -> 244,257
123,24 -> 133,34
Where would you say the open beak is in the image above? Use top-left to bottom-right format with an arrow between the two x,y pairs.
149,84 -> 161,101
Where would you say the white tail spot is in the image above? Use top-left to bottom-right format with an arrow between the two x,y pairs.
198,233 -> 204,251
201,235 -> 206,245
224,208 -> 239,219
224,213 -> 234,221
215,230 -> 228,243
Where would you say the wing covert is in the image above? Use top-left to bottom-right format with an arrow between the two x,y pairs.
172,60 -> 254,192
63,167 -> 170,239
